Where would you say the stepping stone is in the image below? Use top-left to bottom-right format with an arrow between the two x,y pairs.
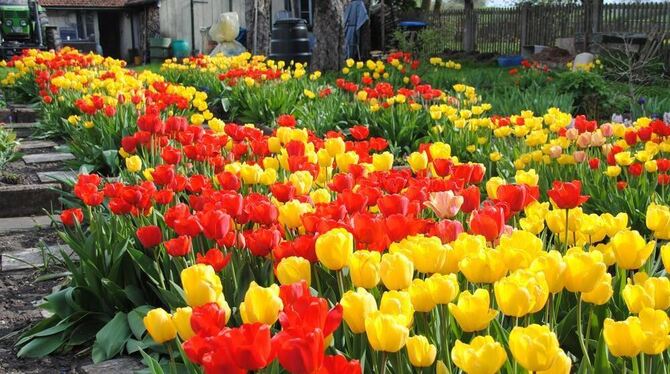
0,183 -> 62,218
18,140 -> 57,150
0,215 -> 54,233
0,245 -> 75,272
37,170 -> 77,183
80,357 -> 143,374
23,152 -> 75,164
2,122 -> 37,130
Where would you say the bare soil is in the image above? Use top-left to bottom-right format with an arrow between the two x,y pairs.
0,270 -> 91,373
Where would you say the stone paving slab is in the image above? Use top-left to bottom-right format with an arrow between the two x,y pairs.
23,152 -> 75,164
0,245 -> 75,272
0,183 -> 62,217
18,140 -> 58,150
2,122 -> 37,130
0,215 -> 55,233
80,357 -> 143,374
37,170 -> 77,183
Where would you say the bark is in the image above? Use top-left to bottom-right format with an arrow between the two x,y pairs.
312,0 -> 346,71
245,0 -> 271,56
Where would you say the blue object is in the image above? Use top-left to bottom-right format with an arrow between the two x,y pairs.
398,21 -> 428,29
343,0 -> 368,60
236,27 -> 247,47
497,55 -> 523,67
172,40 -> 190,58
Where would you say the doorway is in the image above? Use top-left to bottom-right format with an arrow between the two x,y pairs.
97,11 -> 121,58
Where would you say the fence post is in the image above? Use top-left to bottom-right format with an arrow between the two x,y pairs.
463,0 -> 475,52
519,3 -> 529,52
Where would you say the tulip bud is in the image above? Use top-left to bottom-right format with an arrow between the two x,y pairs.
143,308 -> 177,344
239,282 -> 283,325
181,264 -> 224,307
509,324 -> 560,371
451,335 -> 507,374
125,155 -> 142,172
409,279 -> 437,312
380,252 -> 414,290
448,289 -> 497,332
348,250 -> 381,289
276,256 -> 311,286
340,288 -> 377,333
364,311 -> 409,352
406,335 -> 437,367
603,317 -> 645,357
315,228 -> 354,271
171,307 -> 195,340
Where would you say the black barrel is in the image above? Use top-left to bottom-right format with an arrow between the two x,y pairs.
269,18 -> 311,65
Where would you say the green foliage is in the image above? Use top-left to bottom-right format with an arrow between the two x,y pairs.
225,80 -> 303,125
0,126 -> 20,169
554,70 -> 627,119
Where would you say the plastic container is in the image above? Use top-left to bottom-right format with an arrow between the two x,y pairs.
497,55 -> 523,67
269,18 -> 311,65
172,39 -> 190,59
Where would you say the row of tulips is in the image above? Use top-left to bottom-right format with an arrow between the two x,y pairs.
2,49 -> 670,373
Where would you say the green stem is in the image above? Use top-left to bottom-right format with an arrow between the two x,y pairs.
380,351 -> 388,374
336,270 -> 346,298
564,208 -> 570,252
394,351 -> 403,374
633,355 -> 640,374
440,305 -> 452,370
166,343 -> 177,374
577,297 -> 593,369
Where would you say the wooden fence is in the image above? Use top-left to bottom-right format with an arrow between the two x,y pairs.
428,2 -> 670,67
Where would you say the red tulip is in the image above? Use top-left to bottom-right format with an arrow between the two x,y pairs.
164,235 -> 192,256
547,180 -> 589,209
469,202 -> 506,243
320,355 -> 362,374
337,190 -> 368,214
60,208 -> 83,226
244,228 -> 282,257
225,323 -> 274,371
349,125 -> 369,140
459,185 -> 481,213
196,248 -> 231,272
277,114 -> 297,127
377,194 -> 410,217
428,219 -> 464,244
191,302 -> 228,337
274,329 -> 324,374
152,164 -> 175,186
136,225 -> 162,248
271,183 -> 297,203
200,210 -> 232,240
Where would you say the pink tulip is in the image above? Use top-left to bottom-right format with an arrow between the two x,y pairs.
424,190 -> 464,219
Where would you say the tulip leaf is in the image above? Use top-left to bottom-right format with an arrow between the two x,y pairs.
128,247 -> 161,284
139,348 -> 166,374
128,305 -> 153,340
67,317 -> 106,346
91,312 -> 131,363
594,332 -> 613,374
16,333 -> 64,358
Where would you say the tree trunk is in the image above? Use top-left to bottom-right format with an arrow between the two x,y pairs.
312,0 -> 346,71
421,0 -> 432,11
245,0 -> 271,56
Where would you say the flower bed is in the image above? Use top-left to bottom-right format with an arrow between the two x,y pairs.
2,48 -> 670,374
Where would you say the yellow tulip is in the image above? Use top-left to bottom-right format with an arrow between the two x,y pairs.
171,307 -> 195,340
646,203 -> 670,239
448,289 -> 497,332
324,137 -> 346,157
310,188 -> 331,204
601,212 -> 628,237
181,264 -> 223,307
406,335 -> 437,367
623,282 -> 655,313
278,199 -> 313,229
125,155 -> 142,173
537,349 -> 571,374
494,269 -> 549,317
485,177 -> 506,199
662,243 -> 670,273
239,282 -> 283,325
315,228 -> 354,271
498,230 -> 543,271
407,151 -> 428,172
380,252 -> 414,290
335,151 -> 359,172
143,308 -> 177,344
603,317 -> 645,357
276,256 -> 311,286
379,290 -> 414,328
348,250 -> 381,289
581,272 -> 613,305
289,170 -> 313,195
610,230 -> 655,269
364,311 -> 409,352
639,308 -> 670,355
515,169 -> 539,186
563,247 -> 606,293
372,152 -> 394,171
340,288 -> 377,333
458,247 -> 507,284
408,279 -> 437,312
509,324 -> 560,371
451,335 -> 507,374
239,163 -> 263,185
425,273 -> 459,304
529,250 -> 566,294
641,276 -> 670,310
